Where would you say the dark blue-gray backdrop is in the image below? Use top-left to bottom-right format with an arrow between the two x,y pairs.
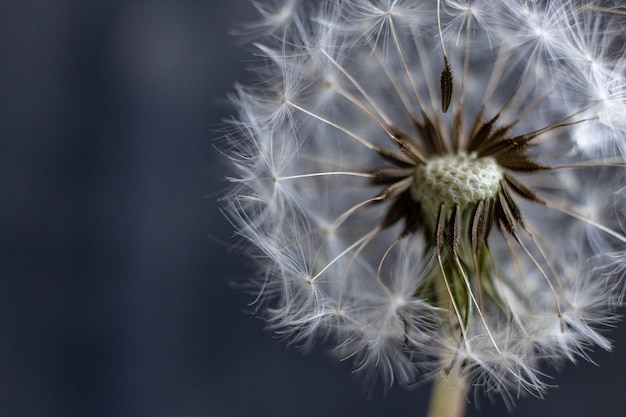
0,1 -> 625,416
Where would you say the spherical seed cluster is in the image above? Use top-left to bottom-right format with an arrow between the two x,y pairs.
223,0 -> 626,407
411,154 -> 502,212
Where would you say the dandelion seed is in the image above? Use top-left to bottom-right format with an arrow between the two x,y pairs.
221,1 -> 626,415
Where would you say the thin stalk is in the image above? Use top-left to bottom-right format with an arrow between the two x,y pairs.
428,233 -> 468,417
426,367 -> 467,417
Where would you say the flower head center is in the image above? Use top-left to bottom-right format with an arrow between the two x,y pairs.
411,153 -> 502,212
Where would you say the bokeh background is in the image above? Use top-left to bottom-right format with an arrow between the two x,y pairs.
0,1 -> 625,416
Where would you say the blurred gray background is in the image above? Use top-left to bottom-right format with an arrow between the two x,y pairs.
0,1 -> 624,416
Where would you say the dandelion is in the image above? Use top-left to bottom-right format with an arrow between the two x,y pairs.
221,1 -> 626,415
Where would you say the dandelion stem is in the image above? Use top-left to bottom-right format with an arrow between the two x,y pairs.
426,367 -> 467,417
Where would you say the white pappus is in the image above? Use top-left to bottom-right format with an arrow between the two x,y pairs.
221,0 -> 626,410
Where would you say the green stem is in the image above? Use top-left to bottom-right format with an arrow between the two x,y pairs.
426,367 -> 467,417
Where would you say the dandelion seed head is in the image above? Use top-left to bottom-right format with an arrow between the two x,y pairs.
222,0 -> 626,406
